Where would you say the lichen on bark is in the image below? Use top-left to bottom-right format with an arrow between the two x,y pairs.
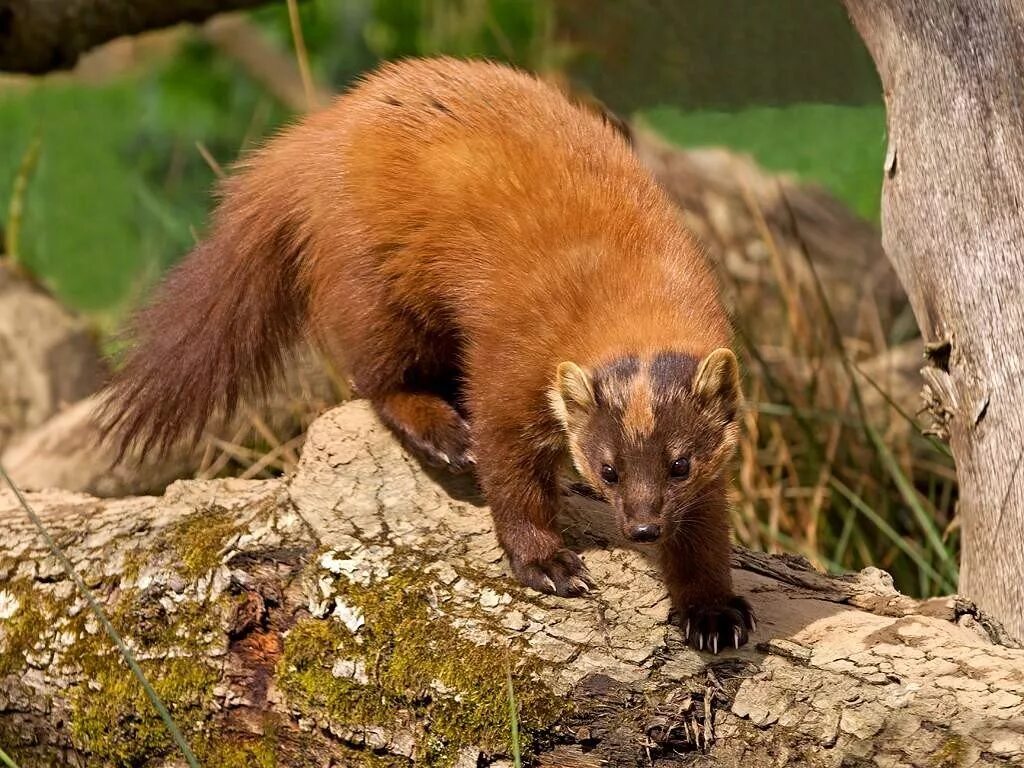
278,550 -> 566,766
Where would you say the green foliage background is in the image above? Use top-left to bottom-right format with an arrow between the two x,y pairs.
0,0 -> 885,323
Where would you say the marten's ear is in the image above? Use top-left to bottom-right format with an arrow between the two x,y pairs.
549,361 -> 596,427
692,348 -> 742,422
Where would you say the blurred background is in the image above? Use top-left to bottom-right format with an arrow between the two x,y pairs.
0,1 -> 957,599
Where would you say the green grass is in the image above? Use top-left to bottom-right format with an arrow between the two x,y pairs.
0,41 -> 292,325
638,102 -> 886,221
507,665 -> 522,768
1,84 -> 156,316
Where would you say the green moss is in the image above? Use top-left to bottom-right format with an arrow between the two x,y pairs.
197,730 -> 279,768
279,619 -> 368,716
0,580 -> 41,676
70,656 -> 217,766
168,505 -> 242,578
65,579 -> 228,765
120,505 -> 241,584
279,561 -> 565,767
931,734 -> 967,768
0,579 -> 225,767
0,579 -> 79,676
2,520 -> 251,766
120,545 -> 146,585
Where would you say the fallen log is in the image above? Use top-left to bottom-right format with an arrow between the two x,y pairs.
2,401 -> 1019,767
0,263 -> 108,454
2,344 -> 344,498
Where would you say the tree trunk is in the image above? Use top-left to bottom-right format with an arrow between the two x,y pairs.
0,0 -> 279,74
2,401 -> 1021,767
841,0 -> 1024,642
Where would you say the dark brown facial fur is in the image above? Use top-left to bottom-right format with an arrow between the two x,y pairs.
549,346 -> 753,652
570,351 -> 738,542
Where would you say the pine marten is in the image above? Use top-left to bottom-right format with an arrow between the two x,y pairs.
99,57 -> 755,653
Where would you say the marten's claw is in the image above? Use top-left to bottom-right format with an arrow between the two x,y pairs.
569,576 -> 591,594
682,595 -> 756,654
377,396 -> 476,474
415,427 -> 475,474
512,549 -> 595,598
402,424 -> 475,474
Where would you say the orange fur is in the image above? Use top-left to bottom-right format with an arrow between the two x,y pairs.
98,57 -> 750,649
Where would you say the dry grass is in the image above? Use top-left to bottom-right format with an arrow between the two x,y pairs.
190,347 -> 350,482
726,184 -> 957,596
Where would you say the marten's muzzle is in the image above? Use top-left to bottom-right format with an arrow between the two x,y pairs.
621,501 -> 664,543
626,523 -> 662,543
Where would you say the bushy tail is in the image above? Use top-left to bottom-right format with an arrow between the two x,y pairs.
97,159 -> 310,462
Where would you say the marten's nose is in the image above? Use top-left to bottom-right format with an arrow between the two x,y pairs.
627,523 -> 662,543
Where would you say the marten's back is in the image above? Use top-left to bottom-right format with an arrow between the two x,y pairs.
263,57 -> 725,358
99,56 -> 728,459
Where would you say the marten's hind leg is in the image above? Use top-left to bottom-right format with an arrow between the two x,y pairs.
373,390 -> 474,472
330,300 -> 473,473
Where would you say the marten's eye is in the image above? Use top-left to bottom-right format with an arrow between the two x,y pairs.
600,464 -> 619,484
669,457 -> 691,480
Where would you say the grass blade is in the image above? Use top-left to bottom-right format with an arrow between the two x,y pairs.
832,504 -> 856,567
285,0 -> 317,111
0,746 -> 21,768
0,463 -> 202,768
506,664 -> 522,768
830,476 -> 955,593
853,360 -> 953,458
865,423 -> 958,583
4,135 -> 42,272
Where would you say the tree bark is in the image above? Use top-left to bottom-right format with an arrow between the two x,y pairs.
841,0 -> 1024,642
0,264 -> 107,455
2,344 -> 345,498
2,401 -> 1022,767
0,0 -> 278,74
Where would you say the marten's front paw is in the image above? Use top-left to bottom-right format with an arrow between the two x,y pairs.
682,595 -> 756,654
511,549 -> 595,597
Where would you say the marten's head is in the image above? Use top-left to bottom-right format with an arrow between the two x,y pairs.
549,349 -> 742,544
